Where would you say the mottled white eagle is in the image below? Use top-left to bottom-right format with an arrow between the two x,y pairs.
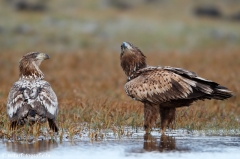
120,42 -> 233,134
7,52 -> 58,132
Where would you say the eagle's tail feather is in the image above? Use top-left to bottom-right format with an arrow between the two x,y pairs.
165,66 -> 233,101
48,119 -> 59,132
211,85 -> 233,100
194,80 -> 233,100
186,77 -> 233,101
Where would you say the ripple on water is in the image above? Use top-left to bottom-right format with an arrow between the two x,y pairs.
0,133 -> 240,159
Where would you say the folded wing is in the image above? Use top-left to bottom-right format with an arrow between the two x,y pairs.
6,82 -> 25,121
39,82 -> 58,119
125,66 -> 233,106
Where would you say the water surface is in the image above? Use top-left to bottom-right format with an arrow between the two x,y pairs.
1,134 -> 240,159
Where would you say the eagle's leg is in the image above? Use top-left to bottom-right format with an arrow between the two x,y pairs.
48,119 -> 59,133
144,103 -> 159,134
159,107 -> 176,134
10,121 -> 17,131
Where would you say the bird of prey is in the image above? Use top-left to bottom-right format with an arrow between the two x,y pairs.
6,52 -> 58,132
120,42 -> 233,134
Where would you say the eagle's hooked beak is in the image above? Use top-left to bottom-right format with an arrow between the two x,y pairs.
121,42 -> 133,53
36,53 -> 50,60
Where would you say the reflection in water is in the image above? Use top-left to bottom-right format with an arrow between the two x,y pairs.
159,135 -> 176,151
144,134 -> 176,152
143,134 -> 189,152
6,139 -> 58,154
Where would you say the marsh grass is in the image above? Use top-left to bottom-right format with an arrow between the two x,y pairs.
0,49 -> 239,142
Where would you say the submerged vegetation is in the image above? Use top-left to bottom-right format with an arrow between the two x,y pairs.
0,50 -> 239,141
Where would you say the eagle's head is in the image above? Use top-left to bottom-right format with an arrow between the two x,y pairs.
19,52 -> 50,79
120,42 -> 143,56
120,42 -> 147,77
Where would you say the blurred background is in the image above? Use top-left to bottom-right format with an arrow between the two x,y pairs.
0,0 -> 240,135
0,0 -> 240,53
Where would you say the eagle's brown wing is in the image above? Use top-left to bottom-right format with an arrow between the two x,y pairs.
6,81 -> 25,122
125,66 -> 232,106
125,68 -> 194,105
38,81 -> 58,119
38,81 -> 58,132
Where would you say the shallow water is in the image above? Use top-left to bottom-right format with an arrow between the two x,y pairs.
1,134 -> 240,159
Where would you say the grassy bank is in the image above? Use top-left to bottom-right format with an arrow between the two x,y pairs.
0,49 -> 239,141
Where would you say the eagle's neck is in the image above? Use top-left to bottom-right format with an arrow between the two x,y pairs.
121,51 -> 147,77
19,61 -> 44,80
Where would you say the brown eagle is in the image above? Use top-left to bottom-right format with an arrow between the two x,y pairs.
120,42 -> 233,134
6,52 -> 58,132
